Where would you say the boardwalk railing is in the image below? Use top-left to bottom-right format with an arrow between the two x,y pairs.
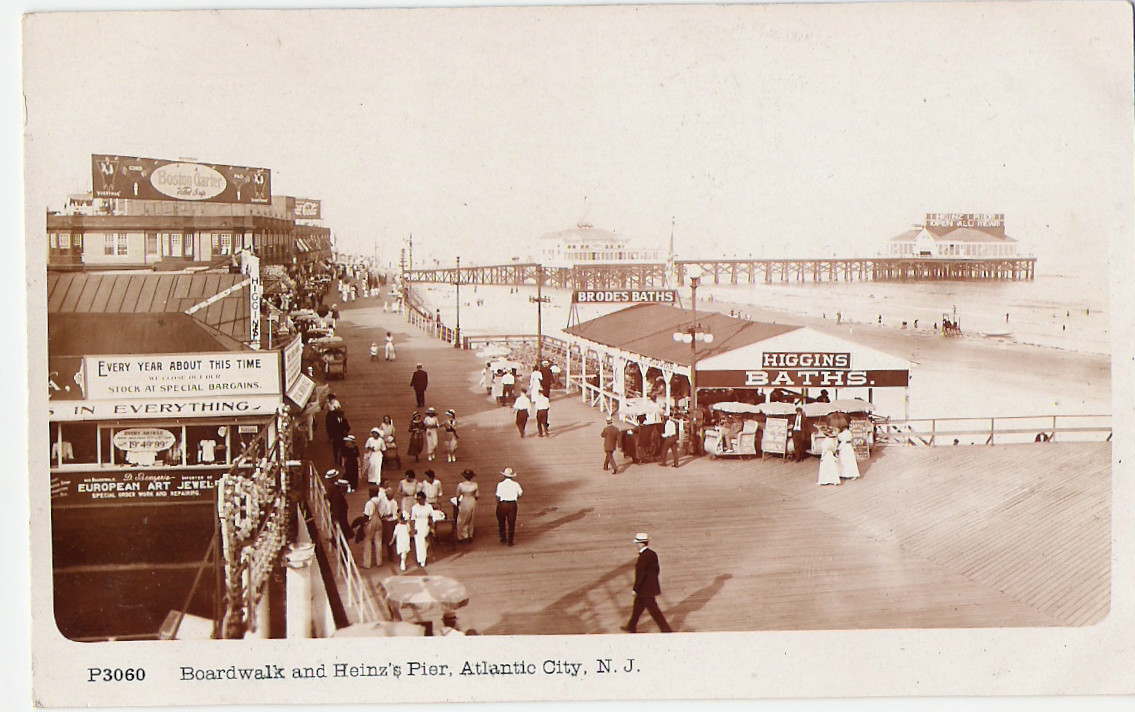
303,463 -> 384,625
874,414 -> 1111,447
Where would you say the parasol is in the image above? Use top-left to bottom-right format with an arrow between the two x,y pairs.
828,398 -> 874,414
380,575 -> 469,620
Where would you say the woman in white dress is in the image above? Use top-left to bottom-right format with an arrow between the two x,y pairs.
422,407 -> 441,461
409,492 -> 435,568
816,427 -> 842,486
363,427 -> 385,486
836,426 -> 861,480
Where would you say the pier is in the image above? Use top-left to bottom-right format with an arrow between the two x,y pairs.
304,289 -> 1107,635
404,256 -> 1037,289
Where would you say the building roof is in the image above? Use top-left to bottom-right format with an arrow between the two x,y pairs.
48,312 -> 246,356
539,224 -> 628,244
890,227 -> 1017,243
564,303 -> 799,368
46,272 -> 252,343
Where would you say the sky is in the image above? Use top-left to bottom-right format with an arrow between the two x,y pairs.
18,2 -> 1133,276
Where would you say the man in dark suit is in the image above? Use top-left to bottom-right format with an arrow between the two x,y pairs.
620,533 -> 673,633
410,364 -> 429,408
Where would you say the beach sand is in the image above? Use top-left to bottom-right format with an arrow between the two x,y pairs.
408,282 -> 1111,421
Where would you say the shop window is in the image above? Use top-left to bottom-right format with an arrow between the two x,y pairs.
49,234 -> 58,249
50,423 -> 98,467
104,234 -> 115,255
186,424 -> 231,466
116,233 -> 129,255
60,233 -> 71,249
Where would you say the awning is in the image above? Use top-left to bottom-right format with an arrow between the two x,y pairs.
296,239 -> 311,253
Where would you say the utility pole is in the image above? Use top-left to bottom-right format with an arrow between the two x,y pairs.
528,263 -> 550,361
454,256 -> 461,348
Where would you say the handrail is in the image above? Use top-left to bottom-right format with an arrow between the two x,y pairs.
874,414 -> 1111,446
303,463 -> 384,625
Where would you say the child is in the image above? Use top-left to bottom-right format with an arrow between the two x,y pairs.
370,342 -> 379,360
391,513 -> 412,572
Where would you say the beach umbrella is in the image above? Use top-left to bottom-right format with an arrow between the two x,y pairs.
331,621 -> 425,638
829,398 -> 874,414
757,402 -> 798,416
380,575 -> 470,619
710,401 -> 763,415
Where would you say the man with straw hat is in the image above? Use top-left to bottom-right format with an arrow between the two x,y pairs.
620,532 -> 672,633
494,467 -> 524,546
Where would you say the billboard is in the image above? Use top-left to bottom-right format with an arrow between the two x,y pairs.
924,213 -> 1005,230
288,197 -> 322,220
91,154 -> 272,204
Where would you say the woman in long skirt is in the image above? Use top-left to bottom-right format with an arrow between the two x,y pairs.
816,427 -> 842,486
443,409 -> 459,463
363,427 -> 385,486
454,470 -> 478,541
407,412 -> 425,462
836,426 -> 861,480
422,407 -> 441,461
409,492 -> 434,568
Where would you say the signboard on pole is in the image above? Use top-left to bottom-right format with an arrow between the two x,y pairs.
91,154 -> 271,204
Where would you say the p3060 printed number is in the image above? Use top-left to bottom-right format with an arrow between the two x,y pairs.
88,667 -> 146,682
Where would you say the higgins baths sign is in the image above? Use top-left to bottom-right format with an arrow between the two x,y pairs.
699,350 -> 909,389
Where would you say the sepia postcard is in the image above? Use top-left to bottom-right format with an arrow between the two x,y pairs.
17,0 -> 1135,708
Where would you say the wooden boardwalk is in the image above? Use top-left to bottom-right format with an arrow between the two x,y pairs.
317,295 -> 1110,635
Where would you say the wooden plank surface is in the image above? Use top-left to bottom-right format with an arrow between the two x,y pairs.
311,295 -> 1110,635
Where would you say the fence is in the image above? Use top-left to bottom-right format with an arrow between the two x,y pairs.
874,414 -> 1112,447
303,463 -> 385,625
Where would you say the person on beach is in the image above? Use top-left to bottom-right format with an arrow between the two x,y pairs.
410,492 -> 435,568
422,407 -> 441,461
837,426 -> 861,481
455,470 -> 479,542
443,409 -> 459,462
495,467 -> 523,546
399,469 -> 421,516
363,427 -> 385,486
533,390 -> 551,437
601,416 -> 621,474
816,426 -> 841,486
620,533 -> 672,633
407,412 -> 425,462
384,331 -> 396,361
391,513 -> 412,571
513,391 -> 532,437
410,364 -> 429,407
421,469 -> 443,508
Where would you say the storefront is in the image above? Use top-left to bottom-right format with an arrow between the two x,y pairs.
48,347 -> 284,640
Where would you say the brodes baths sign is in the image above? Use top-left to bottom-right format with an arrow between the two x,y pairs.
92,154 -> 271,204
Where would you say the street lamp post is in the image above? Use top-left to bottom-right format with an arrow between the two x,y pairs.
454,256 -> 461,348
673,265 -> 713,412
529,264 -> 550,361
